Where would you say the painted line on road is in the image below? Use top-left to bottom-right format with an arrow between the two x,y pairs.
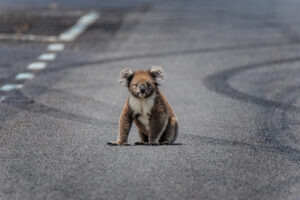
27,62 -> 46,70
59,11 -> 99,41
0,96 -> 5,102
0,84 -> 23,92
15,73 -> 34,80
3,10 -> 100,98
48,43 -> 65,51
0,34 -> 59,42
38,53 -> 56,61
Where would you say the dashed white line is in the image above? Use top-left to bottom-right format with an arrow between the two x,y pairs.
48,43 -> 65,51
59,11 -> 99,42
38,53 -> 56,61
27,62 -> 46,70
15,73 -> 34,80
0,34 -> 59,42
2,11 -> 100,96
0,84 -> 23,92
0,96 -> 5,102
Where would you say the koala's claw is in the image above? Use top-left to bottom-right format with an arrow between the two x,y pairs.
107,142 -> 130,146
159,141 -> 171,145
134,141 -> 148,145
148,142 -> 158,146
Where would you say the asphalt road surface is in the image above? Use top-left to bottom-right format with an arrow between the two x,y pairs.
0,0 -> 300,199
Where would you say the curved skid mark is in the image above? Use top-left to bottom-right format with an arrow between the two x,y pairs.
204,57 -> 300,112
273,87 -> 300,142
42,42 -> 300,75
203,57 -> 300,163
5,91 -> 116,128
37,87 -> 120,110
184,134 -> 300,163
254,87 -> 300,147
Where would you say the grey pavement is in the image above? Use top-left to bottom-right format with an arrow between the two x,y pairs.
0,0 -> 300,199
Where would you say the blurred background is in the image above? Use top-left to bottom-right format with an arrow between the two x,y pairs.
0,0 -> 299,200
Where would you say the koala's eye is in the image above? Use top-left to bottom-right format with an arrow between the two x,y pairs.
132,83 -> 138,87
146,82 -> 152,87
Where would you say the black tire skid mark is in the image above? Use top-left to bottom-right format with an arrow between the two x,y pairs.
202,56 -> 300,197
41,41 -> 300,76
184,134 -> 300,163
256,86 -> 300,146
203,57 -> 300,162
204,57 -> 300,112
3,88 -> 117,128
184,134 -> 300,199
277,88 -> 300,142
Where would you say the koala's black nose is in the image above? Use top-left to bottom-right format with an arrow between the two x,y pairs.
139,84 -> 146,93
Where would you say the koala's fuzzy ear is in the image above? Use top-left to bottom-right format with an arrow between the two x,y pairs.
119,68 -> 134,86
150,66 -> 164,81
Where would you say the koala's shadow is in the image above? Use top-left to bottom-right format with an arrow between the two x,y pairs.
134,143 -> 184,146
107,142 -> 184,146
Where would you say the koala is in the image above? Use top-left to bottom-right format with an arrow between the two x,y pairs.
108,66 -> 178,146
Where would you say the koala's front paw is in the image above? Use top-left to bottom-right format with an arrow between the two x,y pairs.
159,141 -> 171,145
134,141 -> 148,145
107,141 -> 130,146
148,142 -> 158,146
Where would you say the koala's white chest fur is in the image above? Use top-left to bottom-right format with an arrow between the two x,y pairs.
129,94 -> 156,131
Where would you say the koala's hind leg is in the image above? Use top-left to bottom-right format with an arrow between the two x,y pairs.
159,117 -> 178,145
135,130 -> 148,145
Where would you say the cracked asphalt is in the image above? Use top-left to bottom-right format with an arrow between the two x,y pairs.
0,0 -> 300,199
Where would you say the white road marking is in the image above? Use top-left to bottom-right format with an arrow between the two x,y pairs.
38,53 -> 56,61
0,84 -> 23,92
59,11 -> 99,41
0,11 -> 100,43
15,73 -> 34,80
48,43 -> 65,51
27,62 -> 46,70
1,10 -> 100,94
0,34 -> 59,42
0,96 -> 5,102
